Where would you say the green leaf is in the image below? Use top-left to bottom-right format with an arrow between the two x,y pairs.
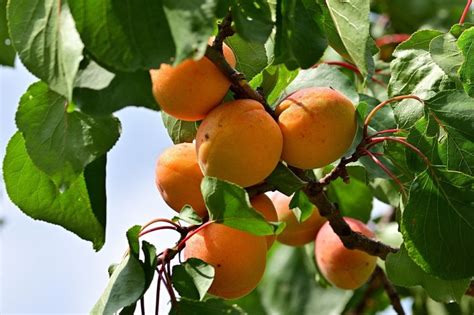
276,64 -> 359,105
429,33 -> 464,78
162,112 -> 199,144
3,132 -> 106,250
170,298 -> 245,315
289,190 -> 314,223
74,58 -> 115,90
201,176 -> 281,236
401,169 -> 474,279
229,289 -> 268,314
163,0 -> 217,64
69,0 -> 175,72
325,0 -> 374,78
274,0 -> 327,69
359,94 -> 397,132
249,64 -> 299,106
92,227 -> 157,315
16,82 -> 121,188
0,0 -> 15,66
389,30 -> 455,127
231,0 -> 273,44
172,258 -> 215,301
7,1 -> 83,98
450,23 -> 474,38
84,155 -> 107,229
457,27 -> 474,97
225,34 -> 268,80
386,245 -> 470,303
74,70 -> 158,116
265,162 -> 306,196
177,205 -> 203,225
327,168 -> 373,223
259,245 -> 352,315
407,91 -> 474,176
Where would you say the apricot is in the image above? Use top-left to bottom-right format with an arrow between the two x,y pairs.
155,143 -> 207,217
315,218 -> 377,290
275,87 -> 356,169
150,43 -> 236,121
268,191 -> 326,246
184,223 -> 267,299
196,99 -> 283,187
250,194 -> 278,248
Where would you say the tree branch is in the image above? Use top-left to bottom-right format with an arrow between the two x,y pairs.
204,12 -> 398,260
374,267 -> 405,315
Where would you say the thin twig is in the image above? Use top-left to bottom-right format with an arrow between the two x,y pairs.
459,0 -> 473,24
375,267 -> 405,315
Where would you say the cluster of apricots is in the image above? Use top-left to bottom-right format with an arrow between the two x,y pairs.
150,43 -> 377,299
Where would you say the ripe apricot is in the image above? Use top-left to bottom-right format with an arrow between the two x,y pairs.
150,43 -> 236,121
268,191 -> 326,246
275,87 -> 356,169
250,194 -> 278,248
184,223 -> 267,299
315,218 -> 377,290
155,143 -> 207,217
196,99 -> 283,187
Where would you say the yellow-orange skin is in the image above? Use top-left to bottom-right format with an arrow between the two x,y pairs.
155,143 -> 207,218
276,87 -> 356,169
250,194 -> 278,248
196,99 -> 283,187
184,223 -> 267,299
315,218 -> 377,290
150,43 -> 236,121
268,191 -> 326,247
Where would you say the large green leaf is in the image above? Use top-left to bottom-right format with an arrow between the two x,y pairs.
325,0 -> 374,78
276,64 -> 359,104
7,0 -> 83,98
163,0 -> 217,64
231,0 -> 273,44
69,0 -> 175,72
201,176 -> 282,236
92,227 -> 157,314
74,58 -> 115,90
3,132 -> 106,250
401,169 -> 474,279
162,112 -> 199,144
274,0 -> 327,69
429,33 -> 464,78
289,190 -> 314,223
172,258 -> 215,301
259,245 -> 352,315
388,30 -> 455,127
457,27 -> 474,97
170,298 -> 245,315
74,70 -> 158,116
226,34 -> 268,80
386,245 -> 470,303
16,82 -> 121,187
0,0 -> 14,66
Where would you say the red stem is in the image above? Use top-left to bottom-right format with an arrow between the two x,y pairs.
176,220 -> 215,250
364,95 -> 423,139
315,62 -> 386,86
375,34 -> 410,47
362,148 -> 408,199
367,137 -> 432,168
140,218 -> 180,232
139,226 -> 177,237
369,129 -> 404,138
460,0 -> 472,24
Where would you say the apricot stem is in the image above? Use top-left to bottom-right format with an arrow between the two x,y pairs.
177,220 -> 215,251
140,218 -> 181,233
362,148 -> 408,199
316,61 -> 386,86
460,0 -> 472,24
369,128 -> 404,138
363,95 -> 423,138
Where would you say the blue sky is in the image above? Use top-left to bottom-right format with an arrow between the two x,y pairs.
1,61 -> 178,314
